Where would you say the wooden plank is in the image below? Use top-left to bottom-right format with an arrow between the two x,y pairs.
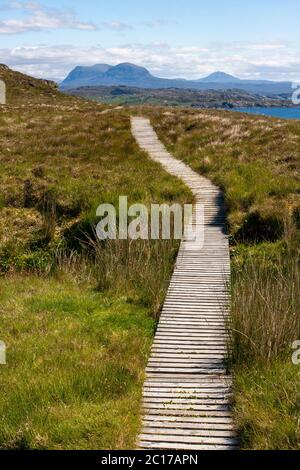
143,389 -> 232,396
139,441 -> 236,450
141,410 -> 233,418
139,434 -> 238,445
142,428 -> 235,439
142,421 -> 235,430
143,398 -> 231,405
143,411 -> 233,419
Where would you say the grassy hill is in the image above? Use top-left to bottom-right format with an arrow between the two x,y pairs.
1,65 -> 299,449
0,64 -> 65,105
0,66 -> 190,449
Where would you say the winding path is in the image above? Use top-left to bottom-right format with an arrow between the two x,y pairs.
131,117 -> 237,450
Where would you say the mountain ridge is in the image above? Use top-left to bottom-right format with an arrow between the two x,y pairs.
60,62 -> 293,97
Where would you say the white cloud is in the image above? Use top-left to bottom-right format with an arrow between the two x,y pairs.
0,1 -> 97,34
101,21 -> 133,31
142,19 -> 179,28
1,41 -> 300,82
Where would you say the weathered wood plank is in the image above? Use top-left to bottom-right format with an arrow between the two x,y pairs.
139,434 -> 238,445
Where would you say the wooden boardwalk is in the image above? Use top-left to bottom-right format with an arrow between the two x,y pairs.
131,117 -> 237,450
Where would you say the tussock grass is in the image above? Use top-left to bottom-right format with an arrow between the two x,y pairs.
230,255 -> 300,365
91,239 -> 179,318
229,253 -> 300,449
234,362 -> 300,450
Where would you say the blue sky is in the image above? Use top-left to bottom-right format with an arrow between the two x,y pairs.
0,0 -> 299,81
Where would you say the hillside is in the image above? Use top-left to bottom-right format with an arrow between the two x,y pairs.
66,84 -> 294,109
0,64 -> 65,105
60,62 -> 293,97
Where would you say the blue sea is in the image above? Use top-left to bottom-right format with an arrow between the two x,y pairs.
234,107 -> 300,120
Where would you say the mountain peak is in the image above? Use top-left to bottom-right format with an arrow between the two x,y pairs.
200,71 -> 241,83
100,63 -> 153,86
105,63 -> 152,77
74,64 -> 111,73
60,64 -> 112,88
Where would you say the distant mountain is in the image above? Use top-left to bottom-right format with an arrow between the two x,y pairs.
61,62 -> 177,89
61,64 -> 112,88
60,63 -> 293,97
100,63 -> 153,85
199,71 -> 241,83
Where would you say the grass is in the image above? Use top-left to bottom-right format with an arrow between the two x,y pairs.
0,103 -> 189,272
146,107 -> 300,242
230,253 -> 300,449
0,67 -> 191,449
234,361 -> 300,450
0,273 -> 154,450
230,255 -> 300,365
0,238 -> 179,449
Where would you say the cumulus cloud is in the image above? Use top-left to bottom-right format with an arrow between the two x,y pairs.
1,41 -> 300,82
0,1 -> 97,34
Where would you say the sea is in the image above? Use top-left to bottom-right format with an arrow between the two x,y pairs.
234,107 -> 300,120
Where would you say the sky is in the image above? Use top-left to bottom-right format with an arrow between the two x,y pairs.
0,0 -> 299,82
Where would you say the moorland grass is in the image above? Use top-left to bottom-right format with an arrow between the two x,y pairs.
230,254 -> 300,449
0,103 -> 189,272
147,107 -> 300,241
0,273 -> 154,450
0,238 -> 179,449
234,360 -> 300,450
